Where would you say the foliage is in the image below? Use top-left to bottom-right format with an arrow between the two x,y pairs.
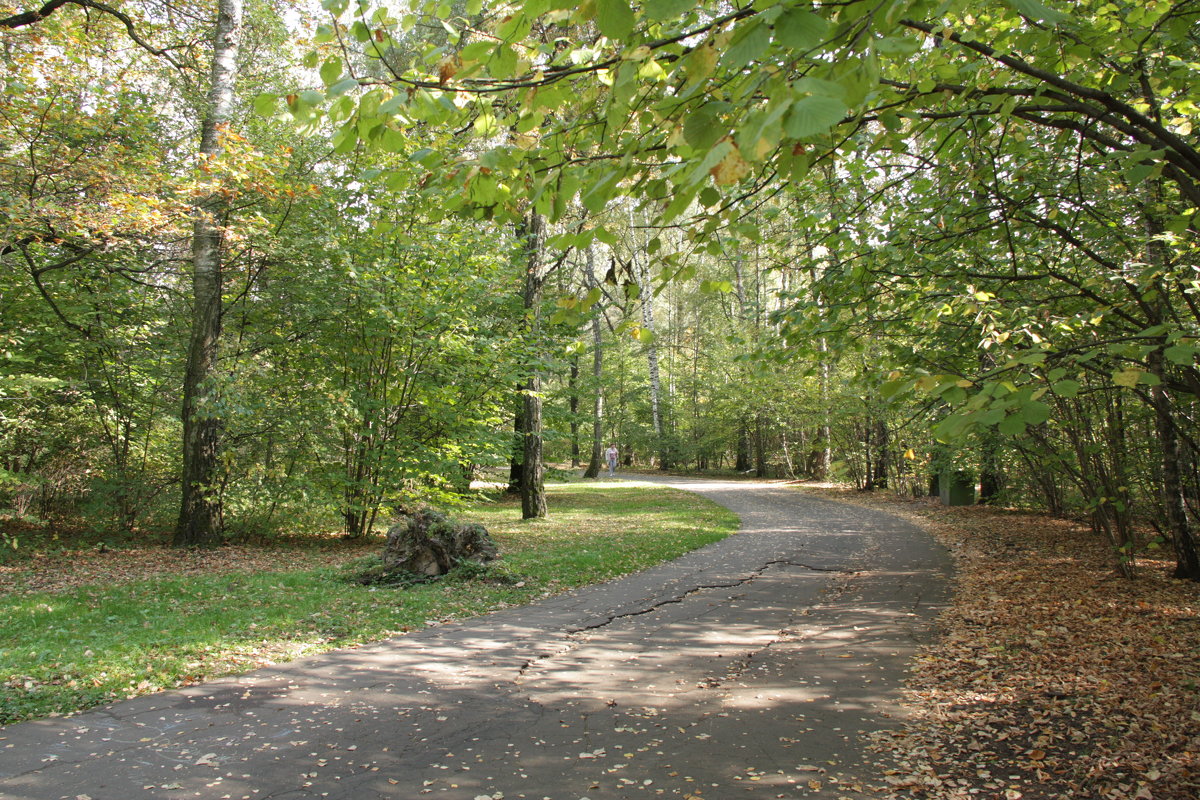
4,0 -> 1200,582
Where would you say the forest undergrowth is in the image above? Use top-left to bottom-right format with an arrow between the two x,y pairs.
816,488 -> 1200,800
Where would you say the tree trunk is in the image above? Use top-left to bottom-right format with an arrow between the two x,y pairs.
979,429 -> 1004,504
174,0 -> 243,548
754,415 -> 767,478
583,247 -> 604,479
634,257 -> 668,468
506,398 -> 522,494
735,423 -> 751,472
569,355 -> 580,467
1142,188 -> 1199,580
518,212 -> 547,519
867,417 -> 889,490
1151,361 -> 1200,580
814,336 -> 831,480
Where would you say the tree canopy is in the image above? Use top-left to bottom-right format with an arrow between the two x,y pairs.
2,0 -> 1199,580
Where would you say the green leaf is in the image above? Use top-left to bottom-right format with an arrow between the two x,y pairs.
1019,400 -> 1051,426
1052,379 -> 1081,397
320,57 -> 343,86
491,44 -> 518,79
880,379 -> 912,400
459,41 -> 494,62
685,139 -> 732,185
978,407 -> 1006,425
1165,344 -> 1196,365
1006,0 -> 1069,24
593,226 -> 618,246
722,20 -> 770,68
378,126 -> 406,153
580,169 -> 622,212
644,0 -> 694,21
774,7 -> 829,50
683,102 -> 727,150
784,95 -> 847,138
473,112 -> 499,136
595,0 -> 636,40
1126,162 -> 1157,185
998,414 -> 1027,436
253,93 -> 277,116
875,36 -> 920,55
327,78 -> 360,98
934,412 -> 973,442
331,124 -> 358,154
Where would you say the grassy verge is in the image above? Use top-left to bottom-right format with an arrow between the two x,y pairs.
0,481 -> 737,726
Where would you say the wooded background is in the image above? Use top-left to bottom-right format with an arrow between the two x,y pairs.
2,0 -> 1198,580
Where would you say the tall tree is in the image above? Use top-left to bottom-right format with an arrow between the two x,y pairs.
582,245 -> 606,479
517,211 -> 548,519
175,0 -> 244,547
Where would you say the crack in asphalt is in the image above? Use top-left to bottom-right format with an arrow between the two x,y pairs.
0,477 -> 952,800
565,557 -> 853,634
700,568 -> 860,688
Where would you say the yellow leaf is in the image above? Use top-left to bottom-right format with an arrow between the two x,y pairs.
1113,368 -> 1142,387
709,142 -> 750,185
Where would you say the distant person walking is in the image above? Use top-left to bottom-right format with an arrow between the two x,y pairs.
605,444 -> 619,478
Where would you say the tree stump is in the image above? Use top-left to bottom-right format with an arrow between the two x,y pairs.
381,507 -> 498,577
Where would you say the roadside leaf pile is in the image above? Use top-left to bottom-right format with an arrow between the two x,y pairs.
824,490 -> 1199,800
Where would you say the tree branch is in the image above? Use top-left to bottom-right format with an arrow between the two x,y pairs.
1,0 -> 185,68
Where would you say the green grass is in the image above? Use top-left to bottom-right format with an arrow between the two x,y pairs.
0,481 -> 737,725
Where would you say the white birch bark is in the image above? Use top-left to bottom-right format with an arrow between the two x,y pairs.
175,0 -> 244,546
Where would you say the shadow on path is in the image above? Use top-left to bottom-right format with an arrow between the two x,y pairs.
0,476 -> 952,800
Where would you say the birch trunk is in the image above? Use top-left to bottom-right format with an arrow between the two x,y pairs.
174,0 -> 243,547
634,257 -> 667,468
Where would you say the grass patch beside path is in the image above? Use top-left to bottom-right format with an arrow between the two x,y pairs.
0,481 -> 736,726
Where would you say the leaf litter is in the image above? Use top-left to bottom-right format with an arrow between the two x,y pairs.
0,540 -> 377,596
812,488 -> 1200,800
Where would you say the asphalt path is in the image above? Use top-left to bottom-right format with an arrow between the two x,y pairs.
0,476 -> 952,800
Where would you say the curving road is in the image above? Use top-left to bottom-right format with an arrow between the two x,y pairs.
0,476 -> 951,800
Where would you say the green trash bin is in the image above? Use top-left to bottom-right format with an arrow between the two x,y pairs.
939,470 -> 976,506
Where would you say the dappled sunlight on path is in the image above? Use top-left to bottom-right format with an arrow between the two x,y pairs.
0,476 -> 950,799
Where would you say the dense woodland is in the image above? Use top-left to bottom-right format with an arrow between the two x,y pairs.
2,0 -> 1199,580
